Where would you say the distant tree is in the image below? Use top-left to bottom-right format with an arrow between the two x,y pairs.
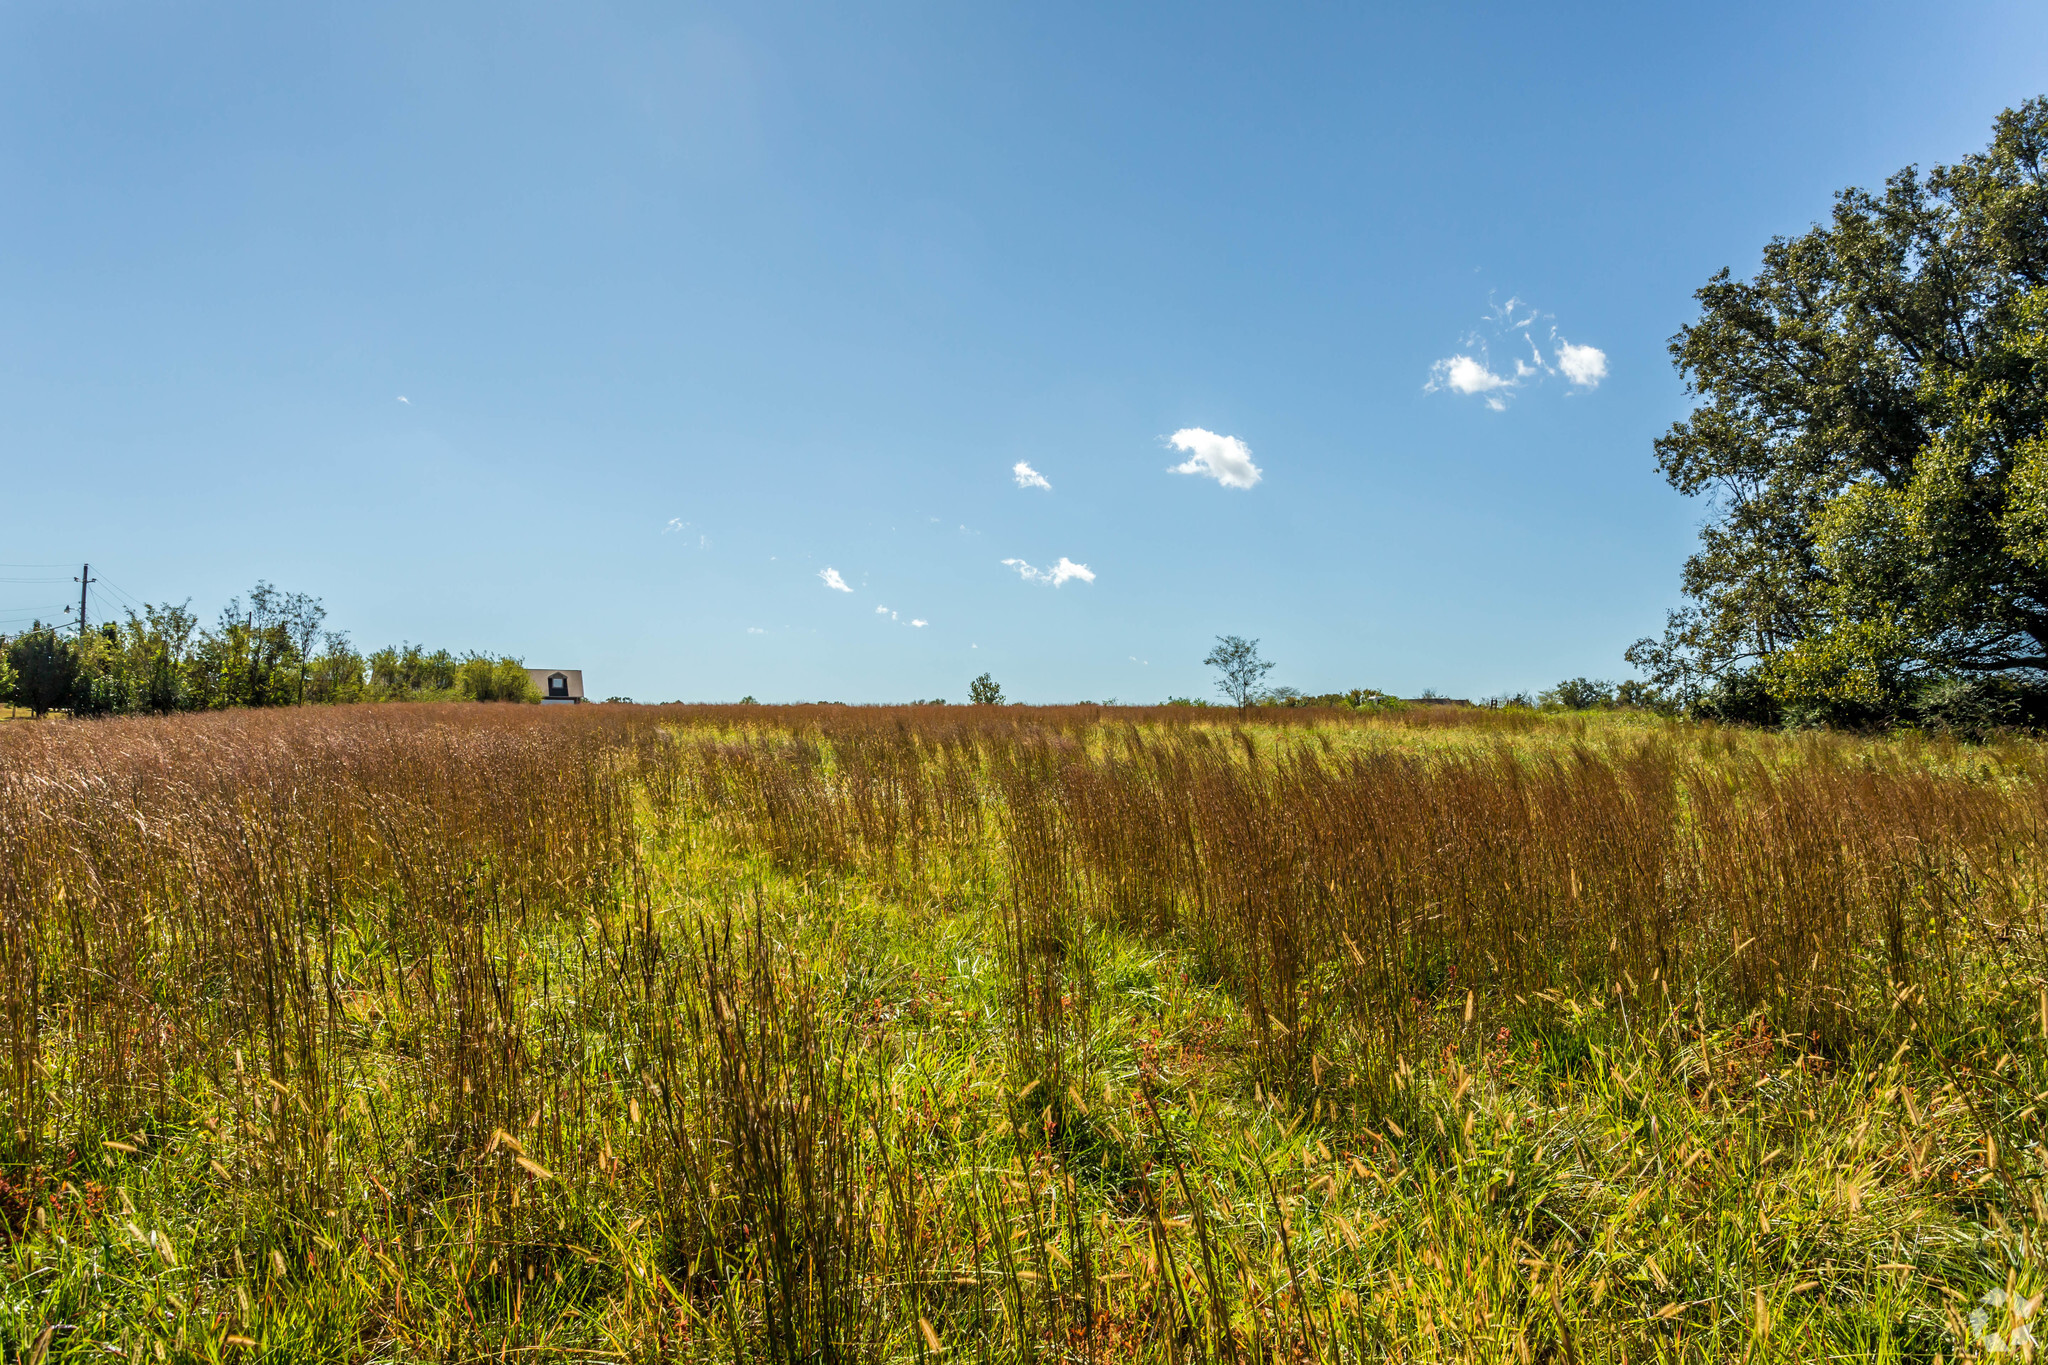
969,672 -> 1004,705
0,644 -> 15,715
1256,687 -> 1402,709
1345,688 -> 1399,710
69,624 -> 129,716
457,654 -> 540,703
1540,677 -> 1617,711
493,659 -> 540,702
1204,635 -> 1275,717
277,589 -> 326,705
370,643 -> 461,698
1613,679 -> 1671,712
185,584 -> 304,709
8,626 -> 78,717
128,601 -> 197,713
304,632 -> 366,705
367,646 -> 404,694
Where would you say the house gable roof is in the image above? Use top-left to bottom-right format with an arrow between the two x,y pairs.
525,668 -> 585,700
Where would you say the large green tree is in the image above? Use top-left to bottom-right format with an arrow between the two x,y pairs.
1631,99 -> 2048,724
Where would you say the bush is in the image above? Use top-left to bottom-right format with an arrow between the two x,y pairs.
1252,688 -> 1402,710
458,655 -> 541,703
1539,677 -> 1617,711
304,645 -> 367,705
1691,669 -> 1785,727
1613,679 -> 1672,713
370,644 -> 460,698
1910,674 -> 2046,740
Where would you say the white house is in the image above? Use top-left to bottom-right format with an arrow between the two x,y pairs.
527,669 -> 585,704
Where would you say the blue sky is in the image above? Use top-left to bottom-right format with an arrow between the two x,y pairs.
3,2 -> 2043,703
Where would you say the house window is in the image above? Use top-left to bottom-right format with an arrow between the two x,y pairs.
549,674 -> 567,697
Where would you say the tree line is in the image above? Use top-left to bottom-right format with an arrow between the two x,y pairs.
0,581 -> 538,718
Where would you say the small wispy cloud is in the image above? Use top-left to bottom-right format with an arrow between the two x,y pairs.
397,396 -> 409,404
818,567 -> 852,593
1426,296 -> 1609,409
874,603 -> 927,625
746,627 -> 766,634
1167,428 -> 1261,490
662,517 -> 710,548
1003,556 -> 1096,587
1013,461 -> 1052,490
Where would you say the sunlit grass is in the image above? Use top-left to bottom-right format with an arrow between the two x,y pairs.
2,702 -> 2045,1360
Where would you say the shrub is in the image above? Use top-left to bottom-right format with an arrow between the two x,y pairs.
1539,677 -> 1617,710
1910,674 -> 2046,739
457,654 -> 541,703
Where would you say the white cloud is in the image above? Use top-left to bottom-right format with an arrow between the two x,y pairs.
746,627 -> 766,634
1427,297 -> 1609,410
875,605 -> 890,615
1013,461 -> 1052,490
1003,556 -> 1096,586
910,618 -> 927,627
664,517 -> 688,533
396,396 -> 409,404
1428,354 -> 1516,401
1167,428 -> 1261,489
1555,339 -> 1608,388
818,567 -> 852,592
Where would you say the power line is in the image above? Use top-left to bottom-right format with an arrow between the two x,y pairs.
95,576 -> 153,616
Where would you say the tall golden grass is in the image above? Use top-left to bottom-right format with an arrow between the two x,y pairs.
3,702 -> 2045,1359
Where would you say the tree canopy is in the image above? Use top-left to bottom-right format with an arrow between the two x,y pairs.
1631,98 -> 2048,727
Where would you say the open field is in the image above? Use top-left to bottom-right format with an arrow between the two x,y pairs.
4,704 -> 2048,1362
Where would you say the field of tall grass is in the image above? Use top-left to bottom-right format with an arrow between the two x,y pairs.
3,702 -> 2046,1362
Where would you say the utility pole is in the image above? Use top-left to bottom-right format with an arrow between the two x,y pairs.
74,563 -> 94,638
